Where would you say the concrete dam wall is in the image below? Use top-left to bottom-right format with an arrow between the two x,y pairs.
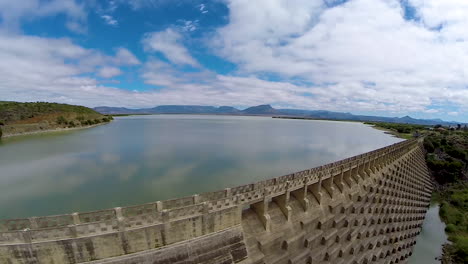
0,139 -> 433,264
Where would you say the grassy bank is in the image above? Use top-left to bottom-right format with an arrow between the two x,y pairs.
433,183 -> 468,263
0,101 -> 113,138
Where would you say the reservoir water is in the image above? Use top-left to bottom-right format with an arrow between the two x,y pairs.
0,115 -> 402,219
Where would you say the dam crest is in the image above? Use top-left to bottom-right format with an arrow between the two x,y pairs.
0,139 -> 433,264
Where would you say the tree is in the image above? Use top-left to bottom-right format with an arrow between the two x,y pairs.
0,126 -> 2,138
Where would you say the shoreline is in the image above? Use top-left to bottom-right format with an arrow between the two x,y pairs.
366,124 -> 415,139
1,122 -> 109,139
367,124 -> 405,139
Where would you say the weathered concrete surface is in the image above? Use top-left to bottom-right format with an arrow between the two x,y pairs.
0,139 -> 432,264
89,226 -> 247,264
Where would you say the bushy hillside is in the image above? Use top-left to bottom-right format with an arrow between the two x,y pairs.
0,101 -> 101,124
425,131 -> 468,184
424,130 -> 468,263
0,101 -> 112,138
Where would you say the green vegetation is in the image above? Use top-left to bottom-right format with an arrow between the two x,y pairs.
0,101 -> 113,138
365,122 -> 426,133
0,101 -> 99,124
435,184 -> 468,263
424,130 -> 468,263
56,116 -> 67,125
424,131 -> 468,184
364,122 -> 426,139
370,122 -> 468,262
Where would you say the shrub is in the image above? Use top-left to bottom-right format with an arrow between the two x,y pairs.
0,126 -> 2,138
101,116 -> 113,122
427,159 -> 463,184
446,224 -> 457,233
423,139 -> 435,153
441,138 -> 448,146
452,235 -> 468,263
446,147 -> 467,161
56,116 -> 67,125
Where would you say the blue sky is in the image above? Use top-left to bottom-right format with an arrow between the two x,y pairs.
0,0 -> 468,122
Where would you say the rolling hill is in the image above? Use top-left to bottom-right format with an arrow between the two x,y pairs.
0,101 -> 112,138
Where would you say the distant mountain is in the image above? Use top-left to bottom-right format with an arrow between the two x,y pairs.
279,109 -> 356,120
93,106 -> 145,115
242,104 -> 278,115
150,105 -> 218,114
217,106 -> 241,114
93,104 -> 463,126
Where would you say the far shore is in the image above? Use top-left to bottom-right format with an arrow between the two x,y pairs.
365,124 -> 415,139
2,122 -> 109,139
366,124 -> 406,139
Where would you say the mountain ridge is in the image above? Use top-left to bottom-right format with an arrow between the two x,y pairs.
93,104 -> 463,126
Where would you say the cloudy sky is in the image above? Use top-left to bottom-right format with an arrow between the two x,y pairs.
1,0 -> 468,122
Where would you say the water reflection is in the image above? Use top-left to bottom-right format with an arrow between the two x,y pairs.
409,205 -> 448,264
0,115 -> 401,219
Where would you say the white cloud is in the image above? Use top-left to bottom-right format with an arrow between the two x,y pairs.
101,15 -> 118,26
199,3 -> 207,13
98,67 -> 122,78
107,0 -> 119,13
424,109 -> 439,114
1,0 -> 468,122
139,57 -> 322,109
142,28 -> 199,66
65,21 -> 87,34
0,0 -> 86,32
114,48 -> 141,65
179,20 -> 198,32
213,0 -> 468,115
0,33 -> 140,105
125,0 -> 163,10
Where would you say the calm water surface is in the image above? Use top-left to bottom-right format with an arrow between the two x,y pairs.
409,204 -> 448,264
0,115 -> 402,219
